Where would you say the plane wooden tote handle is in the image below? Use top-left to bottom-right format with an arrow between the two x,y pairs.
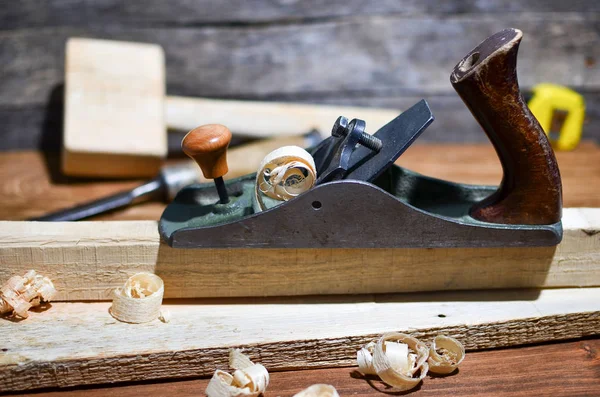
450,28 -> 562,225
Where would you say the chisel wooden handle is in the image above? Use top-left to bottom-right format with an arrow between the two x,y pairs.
450,28 -> 562,225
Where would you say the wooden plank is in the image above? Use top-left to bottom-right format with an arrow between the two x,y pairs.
1,144 -> 599,221
2,14 -> 599,150
2,17 -> 599,149
0,288 -> 598,391
2,1 -> 599,29
0,208 -> 598,300
24,339 -> 600,397
2,16 -> 598,109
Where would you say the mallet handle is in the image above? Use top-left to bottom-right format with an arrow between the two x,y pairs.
165,96 -> 399,138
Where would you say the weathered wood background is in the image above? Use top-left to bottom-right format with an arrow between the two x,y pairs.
1,1 -> 599,151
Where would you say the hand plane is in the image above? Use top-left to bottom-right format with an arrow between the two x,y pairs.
159,28 -> 563,249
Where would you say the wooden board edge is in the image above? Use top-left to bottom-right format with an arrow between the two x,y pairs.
0,208 -> 598,300
2,310 -> 598,391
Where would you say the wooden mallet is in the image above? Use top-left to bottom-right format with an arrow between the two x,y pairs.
63,38 -> 400,178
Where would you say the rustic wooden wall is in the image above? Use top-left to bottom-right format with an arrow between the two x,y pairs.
1,1 -> 599,151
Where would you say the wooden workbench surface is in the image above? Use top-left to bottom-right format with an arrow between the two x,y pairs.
18,339 -> 598,397
2,144 -> 599,396
1,142 -> 598,221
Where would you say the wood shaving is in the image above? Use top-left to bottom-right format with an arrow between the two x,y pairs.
357,333 -> 429,391
293,384 -> 339,397
358,341 -> 414,376
110,272 -> 164,323
0,270 -> 56,318
255,145 -> 316,211
427,335 -> 465,374
159,309 -> 171,323
206,349 -> 269,397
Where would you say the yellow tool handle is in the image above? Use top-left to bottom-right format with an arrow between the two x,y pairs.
528,83 -> 585,151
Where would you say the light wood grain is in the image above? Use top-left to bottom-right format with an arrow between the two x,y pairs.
27,339 -> 598,397
0,288 -> 598,391
0,208 -> 597,301
63,38 -> 167,178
